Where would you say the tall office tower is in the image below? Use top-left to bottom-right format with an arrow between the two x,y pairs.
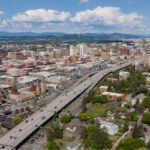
61,44 -> 70,56
76,44 -> 89,57
40,79 -> 46,94
69,45 -> 76,56
69,44 -> 89,57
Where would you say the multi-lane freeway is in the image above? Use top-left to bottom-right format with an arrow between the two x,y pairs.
0,62 -> 132,150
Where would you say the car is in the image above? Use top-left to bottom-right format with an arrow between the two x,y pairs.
144,127 -> 147,132
35,125 -> 38,127
41,134 -> 44,137
10,136 -> 13,139
25,120 -> 28,123
42,116 -> 45,120
19,129 -> 22,132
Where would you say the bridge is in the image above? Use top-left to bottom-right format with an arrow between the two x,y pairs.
0,62 -> 132,150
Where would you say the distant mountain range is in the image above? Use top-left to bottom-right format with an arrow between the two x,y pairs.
0,32 -> 149,40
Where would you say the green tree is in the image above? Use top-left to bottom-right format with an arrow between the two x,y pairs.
122,121 -> 129,133
132,123 -> 144,138
46,122 -> 63,141
79,113 -> 88,122
137,103 -> 145,114
51,123 -> 63,139
47,127 -> 54,141
92,95 -> 108,104
83,125 -> 112,150
143,113 -> 150,125
95,87 -> 100,95
60,114 -> 73,123
12,116 -> 22,126
53,111 -> 59,121
130,112 -> 138,122
144,96 -> 150,108
117,138 -> 147,150
47,141 -> 59,150
82,93 -> 93,108
81,127 -> 88,139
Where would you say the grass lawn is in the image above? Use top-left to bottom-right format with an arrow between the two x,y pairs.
86,104 -> 110,118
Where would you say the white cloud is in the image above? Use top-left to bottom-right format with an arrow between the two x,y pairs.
80,0 -> 89,3
0,20 -> 8,27
12,9 -> 71,22
71,6 -> 143,27
0,11 -> 4,15
0,7 -> 148,34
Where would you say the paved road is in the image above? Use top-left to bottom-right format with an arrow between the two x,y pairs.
111,128 -> 132,150
0,62 -> 131,150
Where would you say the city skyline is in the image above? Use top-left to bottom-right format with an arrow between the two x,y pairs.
0,0 -> 149,34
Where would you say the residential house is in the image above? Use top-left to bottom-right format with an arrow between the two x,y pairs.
96,118 -> 119,135
102,92 -> 125,101
119,71 -> 130,80
66,140 -> 81,150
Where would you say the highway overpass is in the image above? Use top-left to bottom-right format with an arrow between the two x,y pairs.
0,62 -> 132,150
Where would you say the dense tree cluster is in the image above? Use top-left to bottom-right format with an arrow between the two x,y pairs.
46,122 -> 63,150
81,125 -> 112,150
46,122 -> 63,141
143,113 -> 150,125
117,138 -> 147,150
92,95 -> 108,104
120,121 -> 129,133
60,113 -> 73,123
130,112 -> 138,122
101,66 -> 147,96
79,113 -> 89,122
81,90 -> 95,112
144,96 -> 150,108
47,141 -> 59,150
132,123 -> 144,138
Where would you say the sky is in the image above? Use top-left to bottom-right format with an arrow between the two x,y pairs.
0,0 -> 149,34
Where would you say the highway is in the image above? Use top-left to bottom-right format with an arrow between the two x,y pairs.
0,62 -> 131,150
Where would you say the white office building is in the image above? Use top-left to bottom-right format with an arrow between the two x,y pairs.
69,44 -> 89,57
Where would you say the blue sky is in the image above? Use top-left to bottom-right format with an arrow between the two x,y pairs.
0,0 -> 149,34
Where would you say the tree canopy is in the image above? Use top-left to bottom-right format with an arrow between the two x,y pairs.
47,141 -> 59,150
144,96 -> 150,108
46,122 -> 63,141
82,125 -> 112,150
92,95 -> 108,104
60,113 -> 73,123
117,138 -> 147,150
143,113 -> 150,125
12,116 -> 22,126
102,66 -> 147,96
132,123 -> 144,138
